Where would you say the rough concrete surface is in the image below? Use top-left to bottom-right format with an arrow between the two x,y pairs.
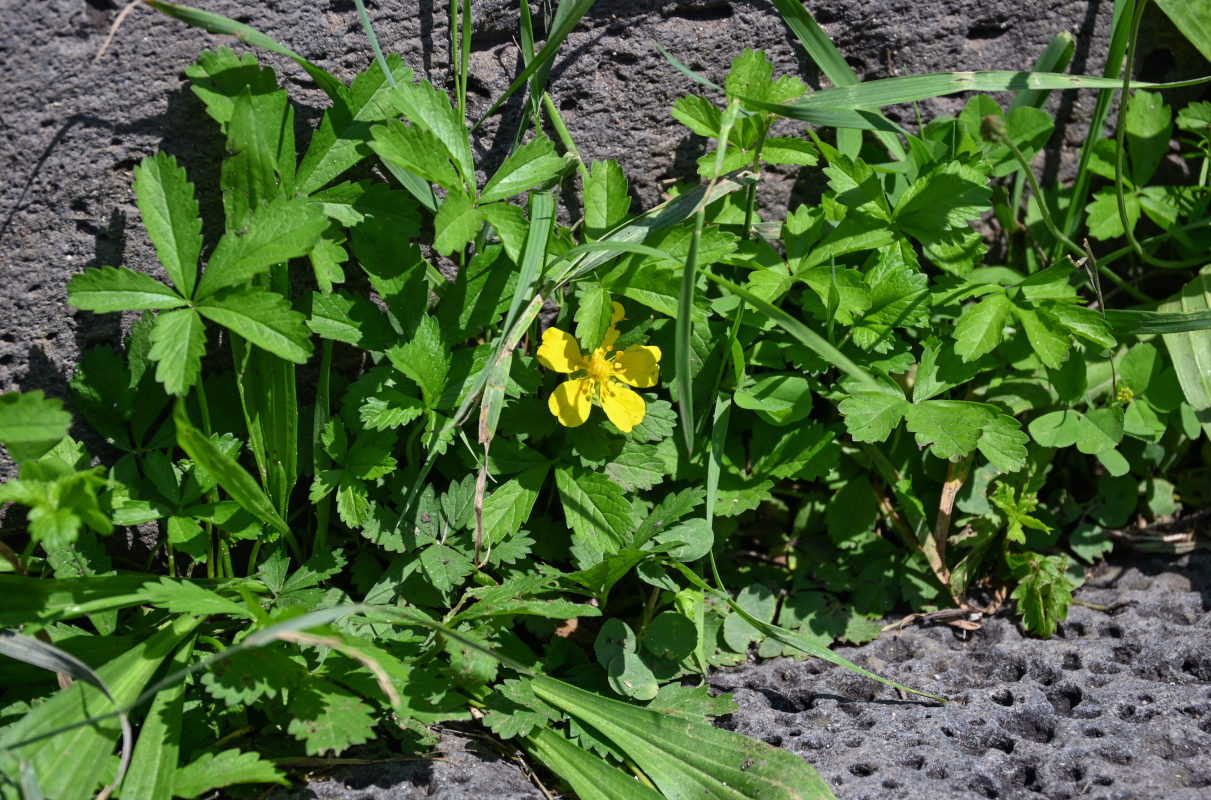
3,2 -> 1210,799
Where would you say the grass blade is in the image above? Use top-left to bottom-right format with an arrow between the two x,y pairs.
352,0 -> 394,89
1010,31 -> 1076,110
144,0 -> 345,101
1161,270 -> 1211,439
698,270 -> 881,391
1105,307 -> 1211,335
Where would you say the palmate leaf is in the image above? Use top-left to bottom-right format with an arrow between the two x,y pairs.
134,153 -> 203,297
196,286 -> 312,363
196,196 -> 327,299
66,266 -> 188,313
286,679 -> 376,756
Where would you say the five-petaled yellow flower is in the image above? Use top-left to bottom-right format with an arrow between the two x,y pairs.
537,302 -> 661,432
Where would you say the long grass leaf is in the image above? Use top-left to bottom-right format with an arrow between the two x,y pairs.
1105,307 -> 1211,334
1010,31 -> 1076,110
352,0 -> 394,89
1161,270 -> 1211,440
144,0 -> 345,101
698,271 -> 881,390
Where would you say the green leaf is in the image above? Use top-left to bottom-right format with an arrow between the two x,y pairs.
306,289 -> 396,349
1085,188 -> 1139,240
555,468 -> 632,557
432,191 -> 483,256
0,615 -> 200,800
1161,269 -> 1211,440
368,119 -> 463,191
173,402 -> 291,540
990,482 -> 1051,544
480,135 -> 572,203
394,78 -> 475,184
643,611 -> 697,660
66,266 -> 188,313
892,157 -> 991,274
575,285 -> 614,352
722,583 -> 777,653
142,577 -> 251,618
479,201 -> 529,264
1028,409 -> 1083,448
584,159 -> 633,240
197,287 -> 312,363
655,517 -> 714,562
148,309 -> 207,396
603,440 -> 666,492
1009,552 -> 1073,638
1076,407 -> 1124,454
1125,90 -> 1172,186
531,675 -> 836,800
953,291 -> 1011,362
671,94 -> 722,138
387,315 -> 449,408
837,380 -> 907,443
1013,305 -> 1070,368
197,197 -> 327,299
0,392 -> 72,464
173,749 -> 288,799
419,543 -> 474,596
121,639 -> 192,800
286,679 -> 376,756
481,464 -> 548,544
1049,303 -> 1117,349
134,153 -> 203,297
733,373 -> 813,426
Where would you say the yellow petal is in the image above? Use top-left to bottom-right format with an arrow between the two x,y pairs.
537,327 -> 585,373
602,301 -> 626,350
600,381 -> 646,432
549,378 -> 593,427
613,345 -> 661,388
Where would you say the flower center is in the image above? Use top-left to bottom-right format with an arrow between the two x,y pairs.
584,350 -> 615,385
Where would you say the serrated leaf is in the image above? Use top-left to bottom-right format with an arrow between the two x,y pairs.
66,266 -> 188,313
1125,90 -> 1172,186
173,749 -> 288,798
1085,188 -> 1140,240
387,315 -> 449,407
555,468 -> 632,556
197,197 -> 326,299
893,157 -> 990,239
0,392 -> 72,464
584,160 -> 632,239
481,465 -> 548,543
671,94 -> 721,138
148,309 -> 207,396
575,285 -> 614,352
306,289 -> 396,349
196,286 -> 311,363
1014,305 -> 1070,368
1049,303 -> 1117,349
394,78 -> 475,184
419,543 -> 474,595
368,119 -> 463,190
837,381 -> 907,443
134,153 -> 203,297
479,201 -> 528,264
603,440 -> 666,492
954,292 -> 1012,362
432,191 -> 483,256
480,135 -> 571,203
141,578 -> 250,618
287,679 -> 376,756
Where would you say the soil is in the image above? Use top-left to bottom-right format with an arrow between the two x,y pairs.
3,2 -> 1210,799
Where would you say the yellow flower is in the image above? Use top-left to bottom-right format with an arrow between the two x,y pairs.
536,302 -> 661,432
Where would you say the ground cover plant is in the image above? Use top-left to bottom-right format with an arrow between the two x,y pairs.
2,0 -> 1210,797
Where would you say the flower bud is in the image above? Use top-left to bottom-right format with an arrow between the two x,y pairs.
980,114 -> 1007,143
